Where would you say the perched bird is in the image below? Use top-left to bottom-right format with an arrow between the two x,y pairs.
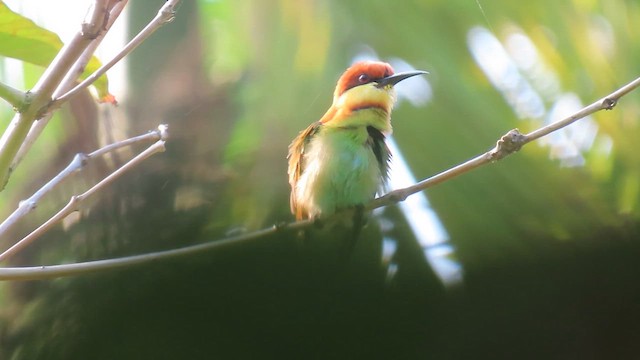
288,61 -> 427,221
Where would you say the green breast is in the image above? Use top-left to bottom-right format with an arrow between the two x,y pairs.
301,125 -> 389,213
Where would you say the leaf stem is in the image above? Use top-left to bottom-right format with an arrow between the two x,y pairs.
0,82 -> 27,110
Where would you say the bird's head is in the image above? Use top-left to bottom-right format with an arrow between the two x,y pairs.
322,61 -> 427,131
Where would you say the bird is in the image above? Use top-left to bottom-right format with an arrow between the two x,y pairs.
287,60 -> 427,222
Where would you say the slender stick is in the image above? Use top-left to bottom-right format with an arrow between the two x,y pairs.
372,75 -> 640,209
0,220 -> 312,281
0,125 -> 168,262
522,77 -> 640,144
51,0 -> 182,106
0,126 -> 166,240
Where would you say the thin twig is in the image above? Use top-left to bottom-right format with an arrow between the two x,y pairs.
0,75 -> 638,281
0,125 -> 168,262
0,219 -> 311,281
88,127 -> 165,157
371,75 -> 640,209
0,126 -> 166,240
51,0 -> 182,106
522,76 -> 640,143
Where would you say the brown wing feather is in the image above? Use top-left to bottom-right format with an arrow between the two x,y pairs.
287,122 -> 321,219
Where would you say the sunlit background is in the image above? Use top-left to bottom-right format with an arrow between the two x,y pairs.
1,0 -> 640,358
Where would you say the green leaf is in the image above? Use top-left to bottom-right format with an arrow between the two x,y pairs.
0,1 -> 111,101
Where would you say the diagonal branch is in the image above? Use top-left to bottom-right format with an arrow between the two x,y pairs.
51,0 -> 182,106
0,125 -> 167,241
0,125 -> 168,263
371,75 -> 640,209
0,219 -> 311,281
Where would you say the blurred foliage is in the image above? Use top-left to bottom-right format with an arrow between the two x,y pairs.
2,0 -> 640,358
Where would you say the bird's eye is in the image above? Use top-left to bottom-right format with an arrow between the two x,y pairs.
358,74 -> 369,83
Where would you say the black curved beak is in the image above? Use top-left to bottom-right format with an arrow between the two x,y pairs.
375,70 -> 428,88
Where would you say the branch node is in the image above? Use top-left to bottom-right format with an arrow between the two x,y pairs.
602,97 -> 617,110
70,194 -> 81,205
388,189 -> 409,203
81,1 -> 109,39
18,200 -> 36,211
160,6 -> 178,24
72,153 -> 90,169
81,22 -> 104,40
18,91 -> 35,113
489,128 -> 526,161
273,221 -> 288,231
157,124 -> 169,141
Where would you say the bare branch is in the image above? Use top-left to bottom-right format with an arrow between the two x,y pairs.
0,125 -> 166,240
0,125 -> 168,263
372,75 -> 640,209
0,220 -> 311,281
51,0 -> 182,106
523,77 -> 640,144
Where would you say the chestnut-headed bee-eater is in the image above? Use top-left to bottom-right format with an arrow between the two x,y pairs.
288,61 -> 427,220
